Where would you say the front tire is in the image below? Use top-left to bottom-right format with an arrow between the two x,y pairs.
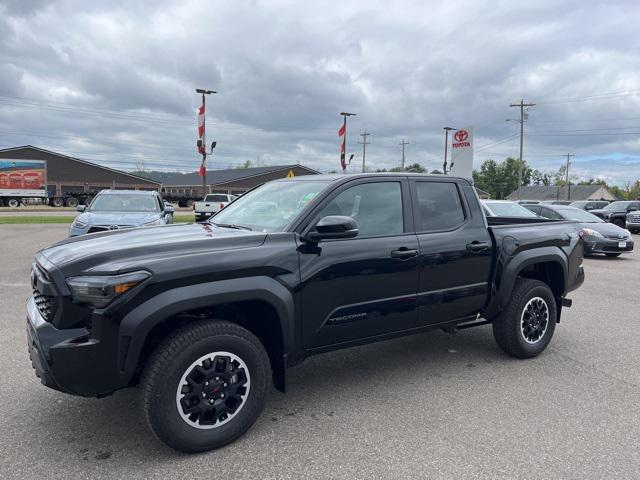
612,218 -> 625,228
142,320 -> 270,453
492,278 -> 557,358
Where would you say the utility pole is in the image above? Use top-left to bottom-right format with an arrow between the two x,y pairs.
442,127 -> 455,174
358,131 -> 371,173
196,88 -> 217,198
399,139 -> 409,169
565,153 -> 575,200
509,99 -> 535,198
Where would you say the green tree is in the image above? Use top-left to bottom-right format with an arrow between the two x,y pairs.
531,169 -> 552,186
389,163 -> 427,173
472,157 -> 532,199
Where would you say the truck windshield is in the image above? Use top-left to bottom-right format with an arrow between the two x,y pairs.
603,201 -> 630,211
89,194 -> 159,212
211,180 -> 331,232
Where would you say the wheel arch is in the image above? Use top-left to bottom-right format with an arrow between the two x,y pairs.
119,276 -> 295,392
498,248 -> 567,315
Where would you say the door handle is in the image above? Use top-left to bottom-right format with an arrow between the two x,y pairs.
391,248 -> 418,259
466,241 -> 490,252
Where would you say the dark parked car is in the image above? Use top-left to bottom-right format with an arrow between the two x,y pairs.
626,211 -> 640,234
27,173 -> 585,452
524,204 -> 634,257
569,200 -> 610,211
589,201 -> 640,227
69,190 -> 174,237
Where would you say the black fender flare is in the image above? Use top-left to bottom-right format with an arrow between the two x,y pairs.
497,247 -> 567,311
118,276 -> 295,380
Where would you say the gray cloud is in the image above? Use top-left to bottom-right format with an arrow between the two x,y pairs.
0,0 -> 639,183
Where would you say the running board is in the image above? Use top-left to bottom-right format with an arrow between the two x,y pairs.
442,319 -> 492,334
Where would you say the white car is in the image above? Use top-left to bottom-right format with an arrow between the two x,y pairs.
194,193 -> 237,221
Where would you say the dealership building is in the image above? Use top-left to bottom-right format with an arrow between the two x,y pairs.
0,146 -> 161,198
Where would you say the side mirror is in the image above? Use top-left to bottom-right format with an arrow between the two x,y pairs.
305,216 -> 358,242
164,205 -> 175,214
76,205 -> 86,213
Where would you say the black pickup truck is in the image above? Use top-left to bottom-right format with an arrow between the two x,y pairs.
26,173 -> 585,452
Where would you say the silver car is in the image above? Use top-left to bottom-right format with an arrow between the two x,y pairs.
69,190 -> 174,237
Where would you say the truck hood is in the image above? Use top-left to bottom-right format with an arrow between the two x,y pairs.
77,211 -> 161,225
39,222 -> 267,275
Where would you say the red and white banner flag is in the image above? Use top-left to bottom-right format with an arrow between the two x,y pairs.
338,123 -> 346,170
197,98 -> 206,176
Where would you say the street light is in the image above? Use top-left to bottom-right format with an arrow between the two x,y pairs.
443,127 -> 455,174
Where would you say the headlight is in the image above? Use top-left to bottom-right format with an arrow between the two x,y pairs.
143,218 -> 163,226
73,218 -> 87,228
66,271 -> 150,308
580,228 -> 604,239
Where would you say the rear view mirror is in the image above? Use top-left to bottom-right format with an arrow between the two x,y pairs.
305,216 -> 358,242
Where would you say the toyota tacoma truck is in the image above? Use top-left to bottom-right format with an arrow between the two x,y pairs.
26,173 -> 585,453
193,193 -> 236,222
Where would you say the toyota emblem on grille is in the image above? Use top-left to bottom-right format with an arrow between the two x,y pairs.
108,225 -> 119,230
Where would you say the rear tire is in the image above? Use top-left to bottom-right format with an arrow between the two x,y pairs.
6,198 -> 19,208
65,196 -> 79,208
605,253 -> 621,257
492,278 -> 557,358
141,320 -> 270,453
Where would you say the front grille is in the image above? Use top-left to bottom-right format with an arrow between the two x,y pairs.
628,213 -> 640,223
88,225 -> 135,234
33,291 -> 58,322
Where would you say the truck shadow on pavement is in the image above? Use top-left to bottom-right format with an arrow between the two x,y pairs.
32,326 -> 502,463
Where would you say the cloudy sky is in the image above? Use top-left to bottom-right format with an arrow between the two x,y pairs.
1,0 -> 639,184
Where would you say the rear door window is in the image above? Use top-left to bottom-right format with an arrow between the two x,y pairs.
414,182 -> 465,232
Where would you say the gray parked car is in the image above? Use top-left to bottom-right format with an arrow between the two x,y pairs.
69,190 -> 174,237
523,203 -> 634,257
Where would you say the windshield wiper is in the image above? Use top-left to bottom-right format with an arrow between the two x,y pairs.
211,222 -> 253,231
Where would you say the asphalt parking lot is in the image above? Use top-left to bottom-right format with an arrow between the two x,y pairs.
1,225 -> 639,480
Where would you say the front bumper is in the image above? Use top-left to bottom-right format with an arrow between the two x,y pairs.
26,296 -> 120,397
584,238 -> 634,255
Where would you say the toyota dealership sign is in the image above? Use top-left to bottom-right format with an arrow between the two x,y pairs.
450,126 -> 473,178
